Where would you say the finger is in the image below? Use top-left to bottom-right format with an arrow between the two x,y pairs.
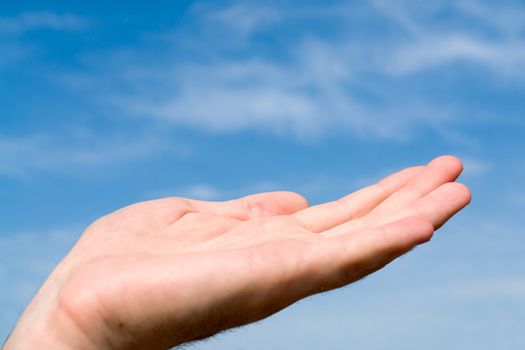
323,182 -> 471,237
187,191 -> 309,220
367,155 -> 463,217
309,217 -> 433,293
292,166 -> 424,232
370,182 -> 472,230
194,218 -> 432,319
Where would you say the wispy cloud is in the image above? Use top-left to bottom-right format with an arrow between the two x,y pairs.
147,180 -> 289,202
458,0 -> 525,35
458,156 -> 491,178
196,2 -> 281,38
0,226 -> 79,335
49,0 -> 524,142
171,184 -> 226,201
443,278 -> 525,299
192,2 -> 358,39
0,11 -> 89,70
0,130 -> 183,178
0,11 -> 89,34
145,170 -> 384,204
64,40 -> 453,141
388,35 -> 525,77
371,0 -> 525,77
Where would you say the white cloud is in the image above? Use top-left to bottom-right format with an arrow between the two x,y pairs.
0,11 -> 88,34
507,190 -> 525,207
0,227 -> 80,339
83,42 -> 452,141
193,1 -> 359,39
52,0 -> 525,141
0,228 -> 78,303
0,130 -> 182,178
367,0 -> 525,78
146,182 -> 282,202
0,11 -> 89,70
197,2 -> 281,38
145,169 -> 385,205
388,35 -> 525,76
459,156 -> 491,178
176,184 -> 224,201
459,0 -> 525,35
444,278 -> 525,299
121,77 -> 321,137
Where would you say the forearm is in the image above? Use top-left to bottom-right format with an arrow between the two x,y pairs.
3,299 -> 72,349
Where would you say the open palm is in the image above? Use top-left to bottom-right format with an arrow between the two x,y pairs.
5,156 -> 471,350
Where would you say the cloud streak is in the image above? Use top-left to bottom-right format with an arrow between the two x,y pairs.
0,11 -> 88,34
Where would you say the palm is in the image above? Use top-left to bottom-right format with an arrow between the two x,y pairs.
48,156 -> 470,350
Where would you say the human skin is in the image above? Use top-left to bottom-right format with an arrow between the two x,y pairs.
3,156 -> 471,350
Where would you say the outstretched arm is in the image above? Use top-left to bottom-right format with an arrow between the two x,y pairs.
3,155 -> 471,350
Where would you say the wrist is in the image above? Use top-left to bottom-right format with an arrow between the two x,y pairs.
3,267 -> 96,350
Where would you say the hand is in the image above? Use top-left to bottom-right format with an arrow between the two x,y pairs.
3,156 -> 471,350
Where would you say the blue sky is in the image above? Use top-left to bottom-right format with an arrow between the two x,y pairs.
1,0 -> 524,348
